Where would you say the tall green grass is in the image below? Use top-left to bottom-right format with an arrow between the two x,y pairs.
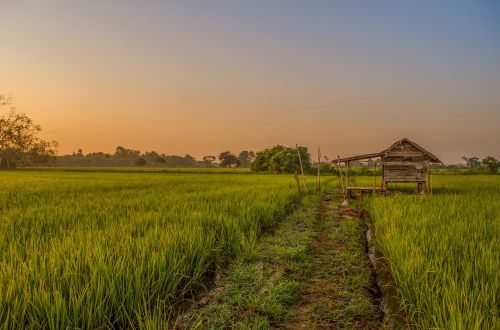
21,167 -> 252,174
366,176 -> 499,329
0,170 -> 303,328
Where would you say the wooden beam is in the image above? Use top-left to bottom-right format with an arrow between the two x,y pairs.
385,150 -> 425,157
317,145 -> 321,191
380,161 -> 429,166
345,161 -> 350,196
429,170 -> 433,195
347,186 -> 383,191
384,178 -> 426,183
382,165 -> 386,191
332,152 -> 384,163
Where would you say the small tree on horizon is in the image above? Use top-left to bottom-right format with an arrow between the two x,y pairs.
218,151 -> 240,168
202,155 -> 216,166
0,95 -> 58,169
482,156 -> 499,174
238,150 -> 255,168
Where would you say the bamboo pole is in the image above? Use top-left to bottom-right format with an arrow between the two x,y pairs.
337,155 -> 346,200
341,159 -> 350,206
317,145 -> 321,191
296,144 -> 307,192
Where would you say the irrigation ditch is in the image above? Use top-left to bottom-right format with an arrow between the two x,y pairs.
358,207 -> 407,329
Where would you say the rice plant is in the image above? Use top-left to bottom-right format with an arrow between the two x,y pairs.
366,175 -> 499,329
0,170 -> 303,329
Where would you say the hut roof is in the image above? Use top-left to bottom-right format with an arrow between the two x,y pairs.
333,138 -> 442,164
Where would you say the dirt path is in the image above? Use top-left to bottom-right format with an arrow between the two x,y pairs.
182,192 -> 383,329
277,196 -> 382,329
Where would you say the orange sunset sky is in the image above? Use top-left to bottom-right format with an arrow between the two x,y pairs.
1,1 -> 499,163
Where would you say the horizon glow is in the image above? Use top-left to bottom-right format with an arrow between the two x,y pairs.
1,0 -> 499,163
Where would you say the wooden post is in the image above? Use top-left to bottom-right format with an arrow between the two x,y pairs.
337,155 -> 346,199
294,170 -> 301,193
429,170 -> 433,195
373,160 -> 377,195
381,164 -> 386,191
317,145 -> 321,191
345,161 -> 349,190
296,144 -> 307,192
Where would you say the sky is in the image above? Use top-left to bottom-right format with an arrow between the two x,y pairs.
1,0 -> 499,163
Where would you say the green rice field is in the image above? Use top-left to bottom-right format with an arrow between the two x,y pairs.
0,170 -> 303,328
1,169 -> 498,329
366,175 -> 499,329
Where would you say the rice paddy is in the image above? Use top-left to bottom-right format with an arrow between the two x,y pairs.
0,170 -> 302,329
366,175 -> 500,329
1,169 -> 498,329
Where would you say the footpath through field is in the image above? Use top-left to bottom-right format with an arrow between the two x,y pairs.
277,193 -> 382,329
183,188 -> 383,329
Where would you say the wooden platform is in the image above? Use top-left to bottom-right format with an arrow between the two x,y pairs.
346,186 -> 384,198
346,186 -> 384,191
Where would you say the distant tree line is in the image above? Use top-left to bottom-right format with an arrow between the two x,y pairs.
461,156 -> 499,174
55,147 -> 199,167
53,145 -> 316,172
51,148 -> 257,168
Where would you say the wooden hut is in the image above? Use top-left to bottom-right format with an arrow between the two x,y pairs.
333,138 -> 442,197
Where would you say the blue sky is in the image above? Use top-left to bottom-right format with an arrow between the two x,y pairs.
1,0 -> 499,162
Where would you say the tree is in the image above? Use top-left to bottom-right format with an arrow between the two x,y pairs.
183,154 -> 196,167
462,156 -> 468,167
0,96 -> 57,169
114,146 -> 140,165
238,150 -> 255,168
202,155 -> 216,166
115,146 -> 140,158
250,145 -> 312,173
135,157 -> 146,166
463,156 -> 481,168
218,151 -> 240,168
482,156 -> 499,174
142,151 -> 164,166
